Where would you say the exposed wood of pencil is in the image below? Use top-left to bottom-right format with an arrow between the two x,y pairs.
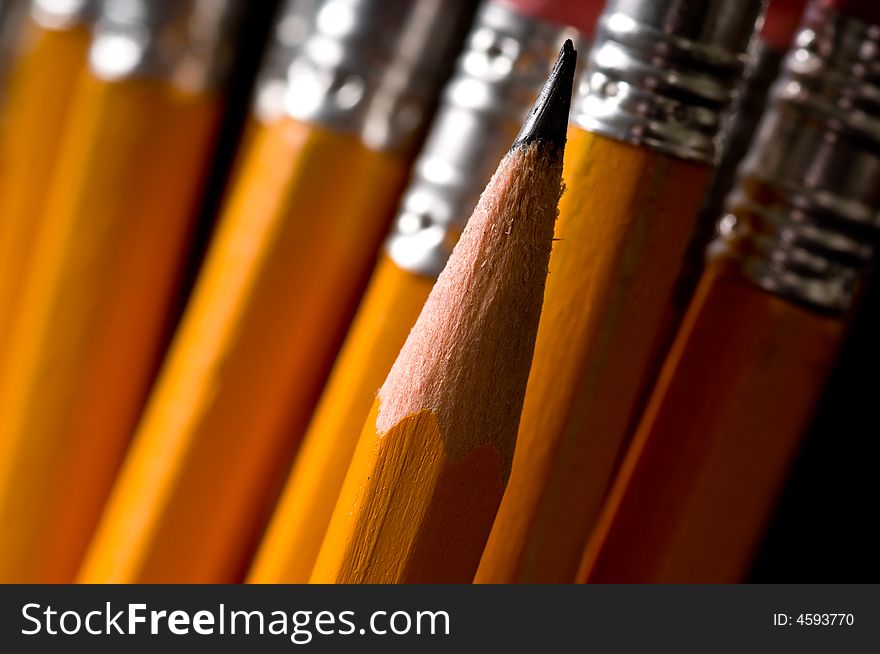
0,76 -> 220,583
78,117 -> 409,584
311,146 -> 563,583
310,42 -> 574,584
578,260 -> 845,583
249,253 -> 434,583
476,130 -> 713,583
0,18 -> 91,362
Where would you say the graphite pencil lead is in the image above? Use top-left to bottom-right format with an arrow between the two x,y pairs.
513,39 -> 577,150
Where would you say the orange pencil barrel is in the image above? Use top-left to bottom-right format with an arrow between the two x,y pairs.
0,1 -> 238,583
476,130 -> 712,584
580,2 -> 880,582
249,1 -> 584,584
249,253 -> 433,583
0,0 -> 95,361
79,0 -> 474,584
579,263 -> 845,582
476,0 -> 765,583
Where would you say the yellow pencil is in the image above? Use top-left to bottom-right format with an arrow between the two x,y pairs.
79,0 -> 475,584
311,41 -> 575,583
476,0 -> 766,583
0,0 -> 97,363
250,0 -> 601,585
0,0 -> 243,583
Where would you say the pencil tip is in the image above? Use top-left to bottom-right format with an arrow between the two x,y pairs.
513,39 -> 577,150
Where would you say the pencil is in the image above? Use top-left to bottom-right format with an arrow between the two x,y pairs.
78,0 -> 475,584
579,0 -> 880,583
0,0 -> 242,584
0,0 -> 97,365
476,0 -> 766,584
249,0 -> 602,585
310,40 -> 575,584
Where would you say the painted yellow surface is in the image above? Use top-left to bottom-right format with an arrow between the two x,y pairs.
476,129 -> 712,583
249,254 -> 434,583
79,118 -> 409,583
0,21 -> 91,361
310,406 -> 505,584
0,75 -> 219,583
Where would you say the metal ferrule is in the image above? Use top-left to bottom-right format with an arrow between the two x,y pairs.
385,3 -> 582,276
89,0 -> 244,91
571,0 -> 766,164
716,4 -> 880,313
254,0 -> 321,123
272,0 -> 474,153
31,0 -> 96,30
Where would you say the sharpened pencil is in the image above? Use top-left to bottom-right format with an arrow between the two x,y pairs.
310,40 -> 576,584
249,0 -> 602,585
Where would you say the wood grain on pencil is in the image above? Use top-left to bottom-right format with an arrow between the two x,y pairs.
310,41 -> 575,584
476,130 -> 712,583
578,261 -> 844,583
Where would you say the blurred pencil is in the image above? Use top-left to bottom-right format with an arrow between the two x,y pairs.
476,0 -> 766,583
79,0 -> 475,584
0,0 -> 243,583
579,0 -> 880,583
311,41 -> 575,583
249,0 -> 602,585
0,0 -> 97,363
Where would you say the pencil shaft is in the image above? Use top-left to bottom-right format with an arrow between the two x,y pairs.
477,130 -> 712,583
579,261 -> 844,582
0,18 -> 91,361
0,76 -> 219,583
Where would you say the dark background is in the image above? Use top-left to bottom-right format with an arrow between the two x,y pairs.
751,272 -> 880,582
